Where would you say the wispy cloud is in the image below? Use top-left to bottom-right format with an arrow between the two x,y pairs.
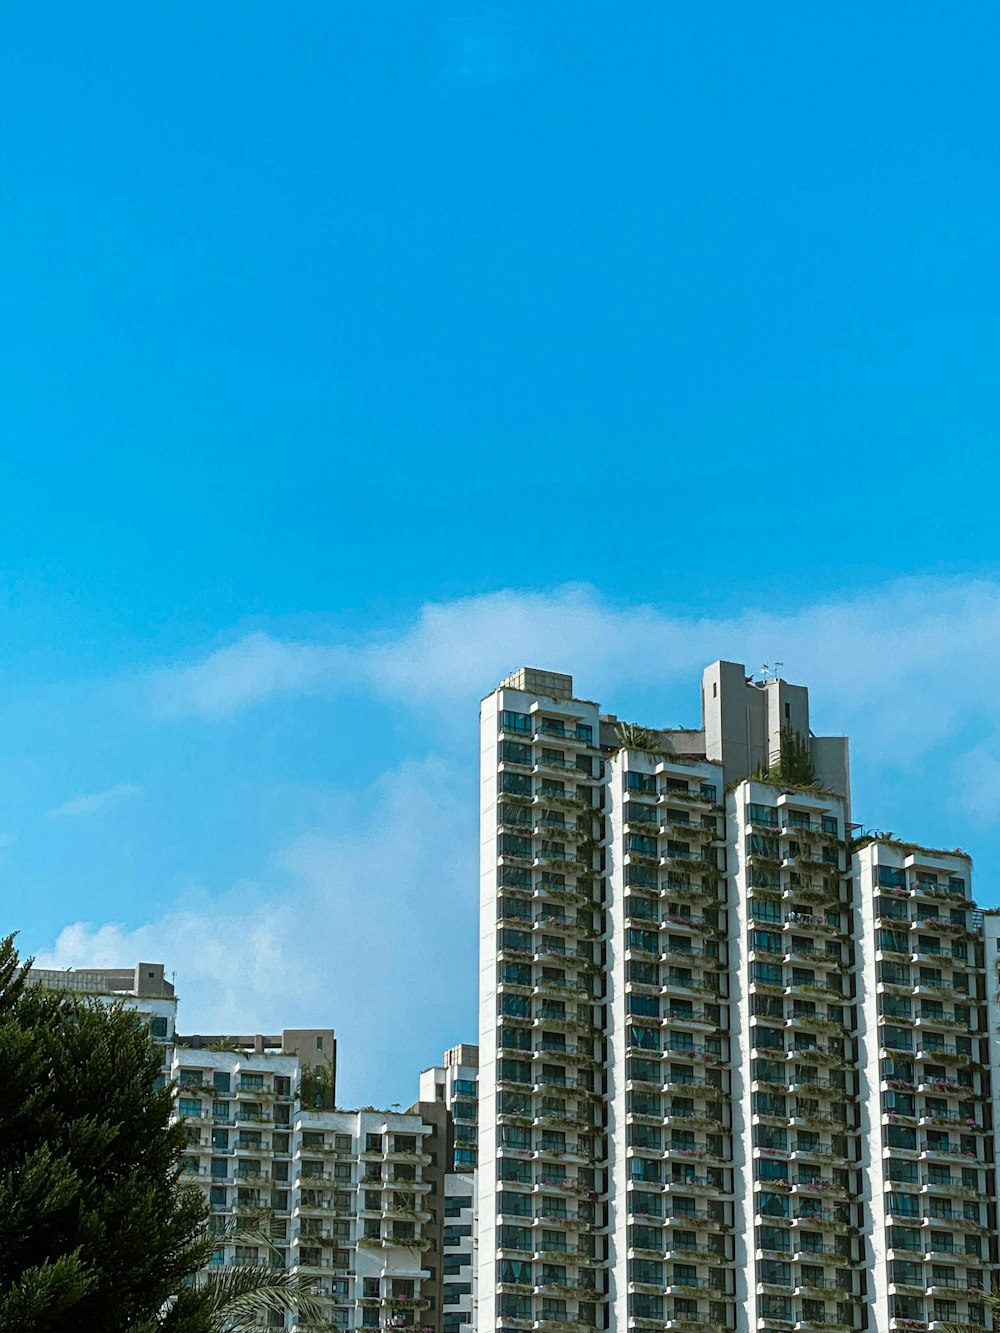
151,576 -> 1000,839
153,633 -> 349,719
49,782 -> 140,819
156,577 -> 1000,745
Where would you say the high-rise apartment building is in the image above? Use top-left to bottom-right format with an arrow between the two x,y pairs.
478,662 -> 998,1333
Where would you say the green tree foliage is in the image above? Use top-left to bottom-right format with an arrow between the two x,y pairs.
756,725 -> 818,788
299,1061 -> 335,1110
0,934 -> 211,1331
0,935 -> 323,1333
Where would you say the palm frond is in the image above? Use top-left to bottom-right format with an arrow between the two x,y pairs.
195,1263 -> 324,1332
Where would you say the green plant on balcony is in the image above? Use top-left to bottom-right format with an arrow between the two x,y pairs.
614,723 -> 662,755
205,1036 -> 244,1054
753,726 -> 819,788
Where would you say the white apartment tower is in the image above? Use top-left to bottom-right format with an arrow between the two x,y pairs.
478,662 -> 998,1333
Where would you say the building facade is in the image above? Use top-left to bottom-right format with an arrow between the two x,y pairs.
420,1044 -> 480,1174
478,661 -> 998,1333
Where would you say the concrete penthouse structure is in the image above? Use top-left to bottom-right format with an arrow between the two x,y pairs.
478,662 -> 998,1333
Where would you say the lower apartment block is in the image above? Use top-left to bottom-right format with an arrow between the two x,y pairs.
169,1044 -> 455,1333
29,965 -> 462,1333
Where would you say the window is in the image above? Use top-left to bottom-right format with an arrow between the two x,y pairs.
501,740 -> 532,766
876,865 -> 905,888
239,1073 -> 264,1092
501,710 -> 532,735
749,803 -> 778,827
178,1098 -> 203,1118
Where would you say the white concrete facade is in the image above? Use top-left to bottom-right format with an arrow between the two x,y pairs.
731,781 -> 862,1333
443,1172 -> 477,1333
479,670 -> 605,1333
605,746 -> 732,1333
856,842 -> 994,1333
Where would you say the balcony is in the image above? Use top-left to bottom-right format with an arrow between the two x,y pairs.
784,913 -> 837,934
914,1044 -> 978,1066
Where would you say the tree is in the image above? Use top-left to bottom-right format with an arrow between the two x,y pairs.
756,725 -> 818,788
0,935 -> 322,1333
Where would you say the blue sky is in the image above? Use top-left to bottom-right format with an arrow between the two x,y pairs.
2,3 -> 999,1105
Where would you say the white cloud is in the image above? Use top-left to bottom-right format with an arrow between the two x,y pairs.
153,633 -> 349,719
155,576 -> 1000,767
49,782 -> 140,818
33,757 -> 478,1107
